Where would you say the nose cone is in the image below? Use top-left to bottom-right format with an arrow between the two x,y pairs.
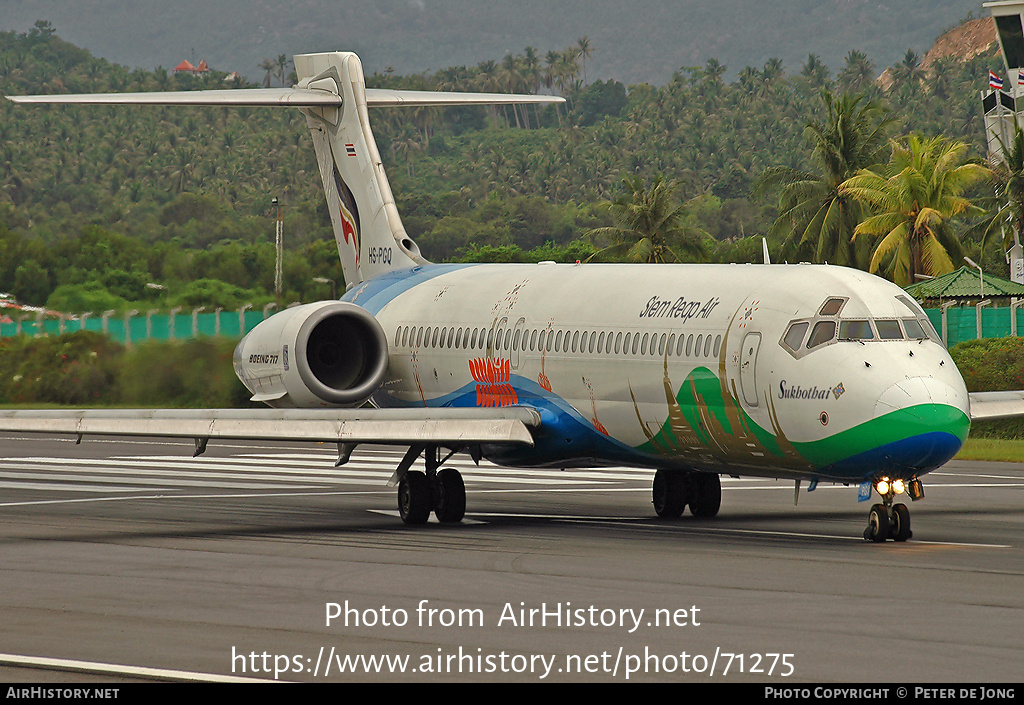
870,376 -> 970,474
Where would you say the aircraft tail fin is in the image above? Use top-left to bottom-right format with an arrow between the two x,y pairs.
294,52 -> 423,287
294,52 -> 562,286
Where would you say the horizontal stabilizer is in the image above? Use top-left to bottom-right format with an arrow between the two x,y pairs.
7,88 -> 563,109
0,407 -> 540,446
6,88 -> 343,107
968,391 -> 1024,421
365,89 -> 564,107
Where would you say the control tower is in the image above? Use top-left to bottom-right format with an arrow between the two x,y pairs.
983,2 -> 1024,156
984,1 -> 1024,284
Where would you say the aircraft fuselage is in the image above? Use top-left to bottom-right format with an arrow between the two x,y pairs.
346,261 -> 970,485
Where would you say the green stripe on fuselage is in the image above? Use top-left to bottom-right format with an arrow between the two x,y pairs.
791,403 -> 970,468
638,366 -> 969,472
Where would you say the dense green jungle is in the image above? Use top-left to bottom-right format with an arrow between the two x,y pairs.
0,20 -> 1015,313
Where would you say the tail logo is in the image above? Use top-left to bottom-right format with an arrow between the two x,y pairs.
469,358 -> 518,407
339,201 -> 359,265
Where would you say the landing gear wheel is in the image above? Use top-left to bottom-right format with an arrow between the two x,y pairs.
864,503 -> 890,542
688,473 -> 722,518
434,468 -> 466,523
890,503 -> 912,542
398,472 -> 431,525
653,469 -> 688,518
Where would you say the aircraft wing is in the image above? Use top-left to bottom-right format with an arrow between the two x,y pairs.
0,407 -> 539,446
968,391 -> 1024,421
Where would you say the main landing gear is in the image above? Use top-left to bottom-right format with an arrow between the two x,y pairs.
395,445 -> 467,525
863,476 -> 922,543
652,469 -> 721,519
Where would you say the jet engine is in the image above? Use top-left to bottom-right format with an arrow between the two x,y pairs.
233,301 -> 389,408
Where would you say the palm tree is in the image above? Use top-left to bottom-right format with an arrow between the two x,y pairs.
259,58 -> 276,88
576,36 -> 592,85
838,50 -> 875,94
762,58 -> 785,86
801,54 -> 829,86
841,134 -> 991,286
587,175 -> 708,263
275,54 -> 291,87
976,124 -> 1024,257
757,90 -> 892,266
890,49 -> 925,96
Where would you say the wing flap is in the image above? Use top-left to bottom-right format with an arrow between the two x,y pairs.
0,408 -> 540,445
968,391 -> 1024,421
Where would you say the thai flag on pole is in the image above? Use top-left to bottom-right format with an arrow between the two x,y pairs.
1018,69 -> 1024,87
990,70 -> 1004,90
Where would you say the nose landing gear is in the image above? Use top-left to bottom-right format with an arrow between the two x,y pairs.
863,477 -> 920,542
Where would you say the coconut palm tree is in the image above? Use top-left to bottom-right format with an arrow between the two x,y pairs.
890,49 -> 925,97
758,90 -> 892,266
576,36 -> 592,85
275,54 -> 291,87
259,58 -> 276,88
801,54 -> 830,86
974,124 -> 1024,257
838,50 -> 875,94
587,175 -> 708,263
841,134 -> 991,285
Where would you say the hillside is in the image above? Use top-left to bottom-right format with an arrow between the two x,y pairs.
0,0 -> 985,85
0,16 -> 1010,309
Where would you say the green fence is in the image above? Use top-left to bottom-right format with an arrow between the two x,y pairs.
924,306 -> 1024,347
0,310 -> 268,343
2,306 -> 1022,348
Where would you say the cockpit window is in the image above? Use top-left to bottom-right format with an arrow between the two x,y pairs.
819,298 -> 845,316
784,321 -> 809,350
902,318 -> 926,339
781,294 -> 937,360
896,295 -> 940,342
896,295 -> 925,318
875,319 -> 904,340
839,319 -> 874,340
807,321 -> 836,348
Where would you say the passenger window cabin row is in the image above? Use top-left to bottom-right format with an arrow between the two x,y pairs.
395,324 -> 724,360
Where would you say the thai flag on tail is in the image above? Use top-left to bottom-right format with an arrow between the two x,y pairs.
1018,69 -> 1024,87
990,70 -> 1004,90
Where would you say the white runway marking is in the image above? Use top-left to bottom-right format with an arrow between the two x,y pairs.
0,449 -> 1019,511
0,652 -> 276,683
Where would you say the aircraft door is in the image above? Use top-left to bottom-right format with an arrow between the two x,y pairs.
511,317 -> 526,370
739,332 -> 762,407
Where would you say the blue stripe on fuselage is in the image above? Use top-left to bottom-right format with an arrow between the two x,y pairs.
343,264 -> 475,314
815,431 -> 964,481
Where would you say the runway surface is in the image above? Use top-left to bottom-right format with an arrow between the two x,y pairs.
0,433 -> 1021,683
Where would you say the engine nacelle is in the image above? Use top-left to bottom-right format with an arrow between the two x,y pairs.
233,301 -> 388,408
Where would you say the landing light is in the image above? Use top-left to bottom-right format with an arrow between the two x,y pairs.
874,477 -> 907,497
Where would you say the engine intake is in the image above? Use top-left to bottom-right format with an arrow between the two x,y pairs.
234,301 -> 388,407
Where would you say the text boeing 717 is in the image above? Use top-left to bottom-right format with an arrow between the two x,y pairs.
6,51 -> 1023,541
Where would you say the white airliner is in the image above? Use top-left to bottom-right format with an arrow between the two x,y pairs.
6,51 -> 1024,541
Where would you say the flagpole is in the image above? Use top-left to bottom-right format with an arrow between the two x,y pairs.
998,73 -> 1009,154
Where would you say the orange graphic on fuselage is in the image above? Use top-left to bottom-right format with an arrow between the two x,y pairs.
469,358 -> 518,407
